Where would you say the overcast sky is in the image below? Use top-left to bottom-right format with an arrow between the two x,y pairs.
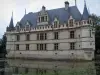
0,0 -> 100,38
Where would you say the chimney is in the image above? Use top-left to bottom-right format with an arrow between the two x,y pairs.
42,6 -> 46,11
65,1 -> 69,10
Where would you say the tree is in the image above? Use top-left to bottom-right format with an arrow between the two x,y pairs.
90,14 -> 100,54
0,34 -> 7,57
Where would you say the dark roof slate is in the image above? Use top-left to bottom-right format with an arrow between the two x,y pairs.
20,6 -> 82,28
82,4 -> 89,20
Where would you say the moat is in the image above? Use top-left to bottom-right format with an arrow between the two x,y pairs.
0,59 -> 100,75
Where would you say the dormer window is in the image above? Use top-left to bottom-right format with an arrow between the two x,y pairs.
41,16 -> 45,22
26,25 -> 30,31
16,22 -> 20,32
16,26 -> 20,31
38,16 -> 48,22
54,21 -> 58,28
69,19 -> 74,27
54,21 -> 58,25
37,6 -> 49,25
25,21 -> 30,31
53,17 -> 59,28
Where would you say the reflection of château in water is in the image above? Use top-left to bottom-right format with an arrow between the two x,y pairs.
5,59 -> 96,75
5,0 -> 95,60
95,61 -> 100,75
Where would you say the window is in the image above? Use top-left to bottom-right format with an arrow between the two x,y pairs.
26,25 -> 30,31
54,21 -> 58,28
41,16 -> 45,22
16,44 -> 19,50
54,43 -> 59,50
39,17 -> 41,22
70,42 -> 75,50
90,30 -> 91,37
37,33 -> 39,40
39,16 -> 48,22
45,33 -> 47,40
37,33 -> 47,40
40,33 -> 44,40
37,44 -> 39,50
26,44 -> 29,50
84,21 -> 86,24
45,16 -> 47,21
44,44 -> 47,50
16,26 -> 20,31
26,34 -> 30,41
70,31 -> 74,38
69,19 -> 74,27
37,44 -> 47,50
16,35 -> 20,41
54,32 -> 58,39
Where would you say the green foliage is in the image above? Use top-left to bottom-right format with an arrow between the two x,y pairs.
0,34 -> 7,56
90,14 -> 100,54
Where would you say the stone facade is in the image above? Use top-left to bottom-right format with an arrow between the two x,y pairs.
5,1 -> 95,60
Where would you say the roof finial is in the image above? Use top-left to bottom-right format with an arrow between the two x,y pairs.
75,0 -> 77,6
84,0 -> 86,6
12,11 -> 13,18
25,8 -> 26,15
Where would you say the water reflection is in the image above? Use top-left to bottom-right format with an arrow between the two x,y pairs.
2,59 -> 97,75
95,60 -> 100,75
0,60 -> 5,75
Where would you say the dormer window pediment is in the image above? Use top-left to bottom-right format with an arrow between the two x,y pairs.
16,22 -> 20,32
68,16 -> 74,27
25,21 -> 31,31
37,7 -> 49,25
53,17 -> 59,28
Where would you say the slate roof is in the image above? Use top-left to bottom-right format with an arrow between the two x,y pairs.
82,4 -> 89,20
9,16 -> 14,28
7,16 -> 15,31
20,6 -> 82,28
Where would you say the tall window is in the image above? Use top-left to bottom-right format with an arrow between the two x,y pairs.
16,26 -> 20,31
37,33 -> 39,40
54,43 -> 59,50
70,42 -> 75,50
45,16 -> 47,21
39,16 -> 48,22
90,30 -> 91,37
37,44 -> 47,50
16,44 -> 19,50
26,34 -> 30,41
69,19 -> 74,27
26,44 -> 29,50
45,33 -> 47,40
44,44 -> 47,50
16,35 -> 20,41
54,21 -> 58,28
41,16 -> 45,22
70,31 -> 74,38
54,32 -> 58,39
26,25 -> 30,31
37,33 -> 47,40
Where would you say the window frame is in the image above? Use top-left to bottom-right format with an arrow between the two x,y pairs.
26,34 -> 30,41
54,43 -> 59,50
70,31 -> 75,39
26,44 -> 29,50
16,35 -> 20,41
70,42 -> 75,50
54,32 -> 59,39
16,44 -> 19,50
